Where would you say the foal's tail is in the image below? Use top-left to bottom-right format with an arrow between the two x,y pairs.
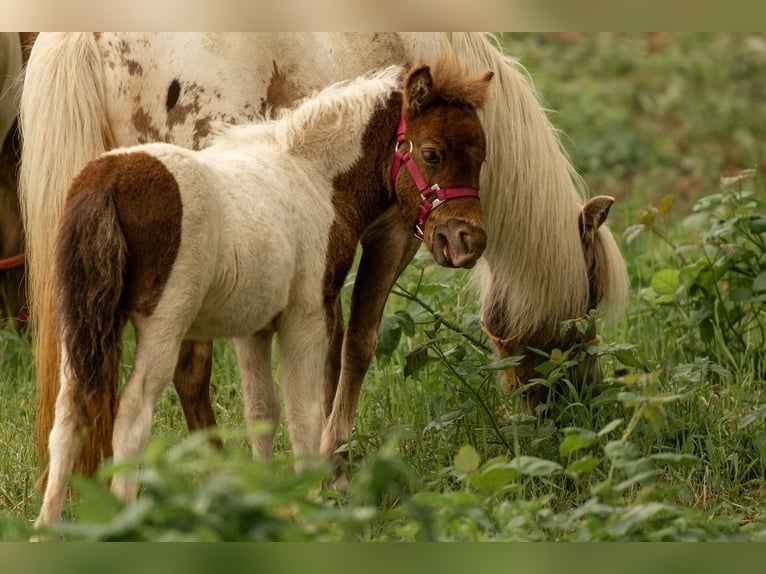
18,33 -> 113,482
55,186 -> 128,480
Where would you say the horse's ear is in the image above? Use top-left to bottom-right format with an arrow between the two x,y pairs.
463,70 -> 494,109
405,65 -> 434,116
579,196 -> 614,238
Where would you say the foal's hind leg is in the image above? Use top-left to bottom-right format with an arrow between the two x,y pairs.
35,350 -> 86,527
110,320 -> 184,502
173,340 -> 217,434
234,330 -> 280,459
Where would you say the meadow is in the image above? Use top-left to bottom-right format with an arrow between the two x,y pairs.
1,32 -> 766,541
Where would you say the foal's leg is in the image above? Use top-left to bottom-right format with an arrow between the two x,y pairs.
173,340 -> 217,433
35,349 -> 85,527
110,320 -> 184,502
321,217 -> 419,483
322,297 -> 344,420
278,309 -> 327,470
234,330 -> 280,459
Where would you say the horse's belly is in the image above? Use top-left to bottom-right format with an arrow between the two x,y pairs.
185,273 -> 295,340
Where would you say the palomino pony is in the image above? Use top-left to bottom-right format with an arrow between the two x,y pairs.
34,61 -> 493,526
0,32 -> 35,328
20,33 -> 628,487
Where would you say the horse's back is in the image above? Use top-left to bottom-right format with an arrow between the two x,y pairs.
96,33 -> 411,151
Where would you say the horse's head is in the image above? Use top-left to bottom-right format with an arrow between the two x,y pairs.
393,60 -> 492,269
483,195 -> 617,409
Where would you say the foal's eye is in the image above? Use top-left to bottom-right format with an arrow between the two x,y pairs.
421,147 -> 440,165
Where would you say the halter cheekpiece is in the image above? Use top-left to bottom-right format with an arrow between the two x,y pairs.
391,117 -> 481,240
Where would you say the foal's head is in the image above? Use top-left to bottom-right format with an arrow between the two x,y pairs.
394,60 -> 493,268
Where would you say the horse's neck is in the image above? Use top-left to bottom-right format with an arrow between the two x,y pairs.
330,94 -> 402,236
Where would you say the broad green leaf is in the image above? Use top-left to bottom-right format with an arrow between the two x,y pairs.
559,429 -> 597,456
613,469 -> 657,492
375,314 -> 402,360
479,355 -> 524,371
607,502 -> 671,537
508,455 -> 562,477
454,445 -> 481,473
753,270 -> 766,293
650,268 -> 680,295
597,418 -> 624,438
404,345 -> 432,378
614,348 -> 643,368
467,459 -> 518,493
566,455 -> 601,475
393,310 -> 416,336
604,440 -> 639,462
69,476 -> 123,523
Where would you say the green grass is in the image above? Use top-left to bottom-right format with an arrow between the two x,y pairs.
2,33 -> 766,540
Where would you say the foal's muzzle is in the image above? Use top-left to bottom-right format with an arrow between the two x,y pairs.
430,218 -> 487,268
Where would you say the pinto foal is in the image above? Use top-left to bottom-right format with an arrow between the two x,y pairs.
36,61 -> 493,527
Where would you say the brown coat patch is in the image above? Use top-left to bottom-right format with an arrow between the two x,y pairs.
65,151 -> 183,316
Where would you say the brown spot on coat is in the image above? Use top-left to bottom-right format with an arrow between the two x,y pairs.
261,61 -> 302,118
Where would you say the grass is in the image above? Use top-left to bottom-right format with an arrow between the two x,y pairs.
2,33 -> 766,540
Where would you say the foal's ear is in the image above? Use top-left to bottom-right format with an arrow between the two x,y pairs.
579,195 -> 614,238
405,65 -> 434,116
464,70 -> 494,109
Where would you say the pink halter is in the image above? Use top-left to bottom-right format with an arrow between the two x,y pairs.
390,117 -> 481,240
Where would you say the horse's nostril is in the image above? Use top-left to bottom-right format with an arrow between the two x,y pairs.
459,230 -> 471,252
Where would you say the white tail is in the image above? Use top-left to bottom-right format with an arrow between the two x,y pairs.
19,32 -> 114,476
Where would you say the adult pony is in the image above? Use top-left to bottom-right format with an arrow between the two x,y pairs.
0,32 -> 35,328
34,60 -> 492,526
20,33 -> 628,486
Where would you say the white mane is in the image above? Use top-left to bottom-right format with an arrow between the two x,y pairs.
213,65 -> 403,173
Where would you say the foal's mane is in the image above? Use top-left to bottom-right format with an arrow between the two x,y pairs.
402,33 -> 628,338
214,65 -> 403,172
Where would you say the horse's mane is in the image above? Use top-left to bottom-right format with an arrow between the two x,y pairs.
401,33 -> 628,338
214,65 -> 403,172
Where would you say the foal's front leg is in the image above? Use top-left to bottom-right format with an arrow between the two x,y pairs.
321,213 -> 420,485
278,309 -> 328,470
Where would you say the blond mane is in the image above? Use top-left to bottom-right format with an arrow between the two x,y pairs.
401,33 -> 628,337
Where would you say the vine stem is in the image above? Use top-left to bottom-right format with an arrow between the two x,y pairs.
391,284 -> 492,352
431,341 -> 511,452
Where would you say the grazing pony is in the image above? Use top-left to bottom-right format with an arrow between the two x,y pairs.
34,61 -> 493,526
19,33 -> 628,489
484,195 -> 619,409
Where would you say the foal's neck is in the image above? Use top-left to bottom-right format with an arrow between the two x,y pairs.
330,92 -> 403,237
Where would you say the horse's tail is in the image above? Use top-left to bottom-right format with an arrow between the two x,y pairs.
18,32 -> 113,482
56,184 -> 127,480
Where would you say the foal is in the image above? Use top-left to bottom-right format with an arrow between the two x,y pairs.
36,61 -> 493,526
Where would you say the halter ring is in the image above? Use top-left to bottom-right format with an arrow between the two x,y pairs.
395,139 -> 414,155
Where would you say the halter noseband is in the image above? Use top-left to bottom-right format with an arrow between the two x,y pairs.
391,117 -> 481,241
